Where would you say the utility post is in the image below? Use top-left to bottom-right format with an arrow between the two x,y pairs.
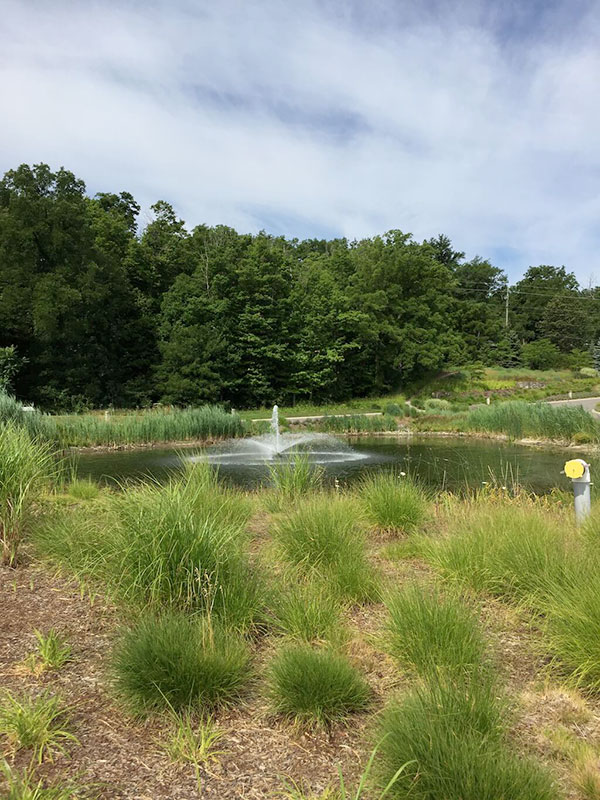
564,459 -> 592,524
505,285 -> 510,328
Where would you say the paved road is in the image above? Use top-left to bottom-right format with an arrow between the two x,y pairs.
547,396 -> 600,415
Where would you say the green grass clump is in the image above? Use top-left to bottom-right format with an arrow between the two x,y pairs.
0,691 -> 77,765
358,473 -> 429,533
0,423 -> 55,566
382,584 -> 486,678
542,568 -> 600,691
65,479 -> 100,501
270,579 -> 344,644
274,495 -> 376,602
111,612 -> 251,715
265,454 -> 324,510
268,645 -> 370,725
373,676 -> 559,800
426,505 -> 573,604
35,468 -> 262,630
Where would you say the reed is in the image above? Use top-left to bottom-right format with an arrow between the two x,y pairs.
313,415 -> 397,434
465,401 -> 600,443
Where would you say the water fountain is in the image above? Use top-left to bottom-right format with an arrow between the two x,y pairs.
197,405 -> 369,468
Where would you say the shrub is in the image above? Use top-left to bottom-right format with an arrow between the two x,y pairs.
382,584 -> 487,678
0,423 -> 55,565
270,579 -> 344,644
580,367 -> 598,378
423,398 -> 451,411
373,677 -> 558,800
268,645 -> 370,724
274,495 -> 376,602
0,691 -> 77,764
358,473 -> 429,533
111,612 -> 251,714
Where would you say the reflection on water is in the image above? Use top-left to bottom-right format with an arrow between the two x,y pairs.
72,435 -> 590,495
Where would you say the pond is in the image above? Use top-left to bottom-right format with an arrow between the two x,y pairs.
73,434 -> 592,495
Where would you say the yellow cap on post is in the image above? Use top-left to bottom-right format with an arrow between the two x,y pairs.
565,459 -> 586,479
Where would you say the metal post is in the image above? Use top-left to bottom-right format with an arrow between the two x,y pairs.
564,459 -> 592,524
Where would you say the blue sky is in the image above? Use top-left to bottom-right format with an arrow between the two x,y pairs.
1,0 -> 599,283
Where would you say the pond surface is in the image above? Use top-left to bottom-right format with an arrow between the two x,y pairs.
74,435 -> 592,495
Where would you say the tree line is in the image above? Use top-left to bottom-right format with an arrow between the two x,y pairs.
0,163 -> 598,410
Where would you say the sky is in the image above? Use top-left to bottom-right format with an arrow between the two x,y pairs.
1,0 -> 599,283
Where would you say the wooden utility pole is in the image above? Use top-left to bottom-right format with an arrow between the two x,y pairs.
505,285 -> 510,328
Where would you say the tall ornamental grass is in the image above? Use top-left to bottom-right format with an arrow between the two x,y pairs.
270,578 -> 344,644
465,401 -> 600,442
34,465 -> 263,630
374,676 -> 559,800
274,495 -> 376,602
267,645 -> 370,725
382,584 -> 487,678
0,423 -> 55,566
425,505 -> 574,604
265,454 -> 324,510
111,612 -> 250,714
358,472 -> 429,533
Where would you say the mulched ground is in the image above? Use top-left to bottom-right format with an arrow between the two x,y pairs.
3,526 -> 600,798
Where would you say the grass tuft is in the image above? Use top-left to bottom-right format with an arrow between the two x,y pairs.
265,455 -> 324,510
0,423 -> 55,566
358,472 -> 429,533
373,676 -> 559,800
382,584 -> 487,678
0,760 -> 86,799
268,645 -> 370,725
270,578 -> 345,644
111,612 -> 251,714
65,479 -> 100,501
274,495 -> 376,602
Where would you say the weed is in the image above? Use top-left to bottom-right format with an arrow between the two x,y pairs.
162,711 -> 226,792
268,645 -> 370,725
25,630 -> 71,674
0,691 -> 77,764
0,760 -> 86,799
358,473 -> 429,533
111,612 -> 251,714
382,584 -> 487,678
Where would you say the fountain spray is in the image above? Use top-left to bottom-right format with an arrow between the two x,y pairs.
270,405 -> 281,456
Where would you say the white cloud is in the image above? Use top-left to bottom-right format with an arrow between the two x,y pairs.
1,0 -> 599,281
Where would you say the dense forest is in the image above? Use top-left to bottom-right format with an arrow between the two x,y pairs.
0,163 -> 598,410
